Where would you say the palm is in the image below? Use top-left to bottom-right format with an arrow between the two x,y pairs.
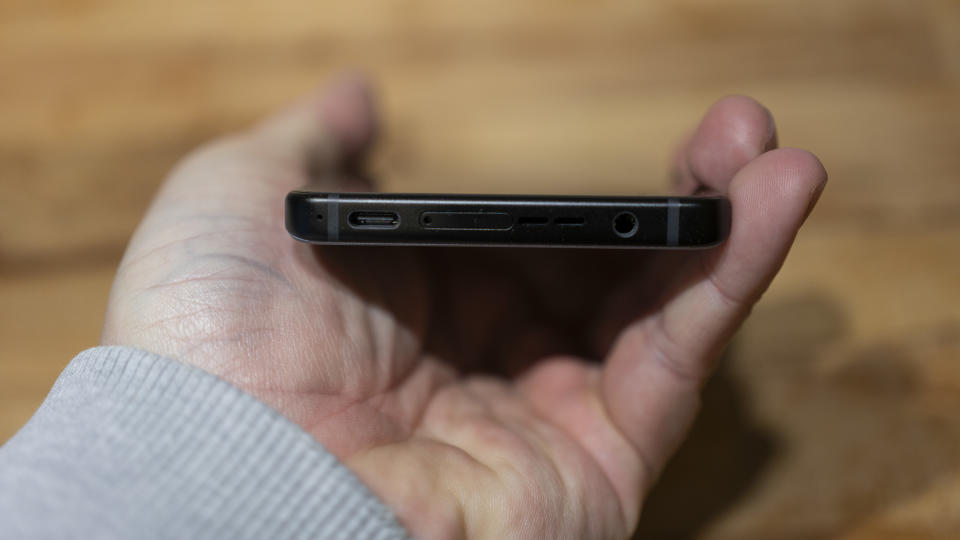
103,80 -> 825,539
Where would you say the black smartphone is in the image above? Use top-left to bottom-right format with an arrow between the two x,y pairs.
285,191 -> 730,249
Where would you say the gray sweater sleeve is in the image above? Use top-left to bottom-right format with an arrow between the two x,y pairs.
0,346 -> 411,540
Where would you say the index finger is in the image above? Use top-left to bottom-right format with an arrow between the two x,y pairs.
671,95 -> 778,195
602,147 -> 827,478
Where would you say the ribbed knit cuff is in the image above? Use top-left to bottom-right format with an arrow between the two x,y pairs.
0,346 -> 411,540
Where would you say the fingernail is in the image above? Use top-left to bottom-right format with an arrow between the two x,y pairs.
762,108 -> 778,152
803,180 -> 827,223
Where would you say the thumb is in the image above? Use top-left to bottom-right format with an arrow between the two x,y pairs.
250,74 -> 377,180
142,75 -> 377,224
119,76 -> 378,267
104,76 -> 377,336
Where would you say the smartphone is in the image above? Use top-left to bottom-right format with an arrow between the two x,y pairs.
285,191 -> 730,249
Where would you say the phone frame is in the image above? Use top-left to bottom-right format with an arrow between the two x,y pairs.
285,191 -> 730,249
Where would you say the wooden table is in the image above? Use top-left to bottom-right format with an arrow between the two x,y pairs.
2,1 -> 958,537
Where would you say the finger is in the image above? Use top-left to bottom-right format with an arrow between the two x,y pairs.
249,74 -> 378,182
601,148 -> 827,478
144,75 -> 377,220
668,132 -> 696,194
670,95 -> 778,195
174,74 -> 376,194
597,97 -> 777,350
121,76 -> 379,268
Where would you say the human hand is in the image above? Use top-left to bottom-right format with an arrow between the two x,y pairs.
102,77 -> 826,539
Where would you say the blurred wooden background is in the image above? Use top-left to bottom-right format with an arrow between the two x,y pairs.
1,0 -> 959,538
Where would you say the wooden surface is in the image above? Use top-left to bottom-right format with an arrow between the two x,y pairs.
1,1 -> 958,538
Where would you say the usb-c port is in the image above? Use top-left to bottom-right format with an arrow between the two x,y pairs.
349,211 -> 400,228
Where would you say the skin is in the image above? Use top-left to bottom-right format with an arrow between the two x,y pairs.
102,77 -> 827,539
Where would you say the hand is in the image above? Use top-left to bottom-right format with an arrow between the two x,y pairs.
102,78 -> 826,539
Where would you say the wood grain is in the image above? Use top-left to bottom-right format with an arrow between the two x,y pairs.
1,1 -> 958,538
